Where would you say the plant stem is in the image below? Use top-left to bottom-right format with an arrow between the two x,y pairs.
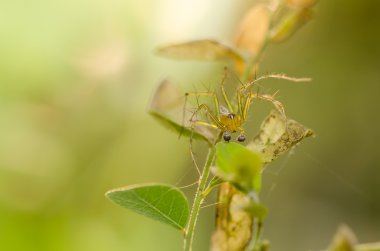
183,146 -> 216,251
248,219 -> 263,251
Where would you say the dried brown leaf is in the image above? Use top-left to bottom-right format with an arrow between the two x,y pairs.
156,40 -> 242,62
211,183 -> 253,251
235,4 -> 271,56
149,79 -> 218,143
247,110 -> 314,163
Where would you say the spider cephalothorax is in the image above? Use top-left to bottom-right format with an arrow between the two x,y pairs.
220,113 -> 243,142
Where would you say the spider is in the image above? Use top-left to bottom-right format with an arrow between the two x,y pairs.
185,68 -> 288,143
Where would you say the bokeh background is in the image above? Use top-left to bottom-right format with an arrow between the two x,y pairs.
0,0 -> 379,250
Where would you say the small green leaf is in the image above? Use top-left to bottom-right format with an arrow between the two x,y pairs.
106,183 -> 189,231
244,201 -> 268,221
156,39 -> 243,62
214,142 -> 263,193
203,176 -> 225,197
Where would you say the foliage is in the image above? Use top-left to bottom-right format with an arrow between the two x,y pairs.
105,0 -> 380,250
106,184 -> 189,231
214,142 -> 263,193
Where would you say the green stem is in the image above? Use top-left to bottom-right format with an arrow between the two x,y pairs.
249,219 -> 263,251
183,146 -> 216,251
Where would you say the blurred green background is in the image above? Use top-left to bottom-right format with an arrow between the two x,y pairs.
0,0 -> 379,250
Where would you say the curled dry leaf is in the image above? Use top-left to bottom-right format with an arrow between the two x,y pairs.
235,4 -> 271,56
211,183 -> 253,251
247,110 -> 314,163
149,79 -> 218,143
156,39 -> 243,62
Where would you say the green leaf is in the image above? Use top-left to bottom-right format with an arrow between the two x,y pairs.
244,201 -> 268,221
149,79 -> 217,143
214,142 -> 263,193
106,183 -> 189,231
247,110 -> 314,163
203,176 -> 225,197
156,39 -> 243,62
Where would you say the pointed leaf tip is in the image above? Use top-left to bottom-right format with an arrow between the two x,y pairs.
106,183 -> 189,231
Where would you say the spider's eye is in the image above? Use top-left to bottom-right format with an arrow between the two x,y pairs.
237,135 -> 246,142
228,113 -> 235,119
223,132 -> 231,142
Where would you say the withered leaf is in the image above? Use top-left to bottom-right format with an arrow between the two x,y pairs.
156,40 -> 242,62
149,79 -> 217,143
247,110 -> 314,163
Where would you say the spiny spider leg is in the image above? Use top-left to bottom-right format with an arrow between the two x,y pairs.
189,104 -> 224,130
185,91 -> 221,119
242,92 -> 286,121
220,67 -> 234,113
241,73 -> 311,93
193,120 -> 219,129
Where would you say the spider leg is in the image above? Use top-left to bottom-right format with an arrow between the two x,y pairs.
242,92 -> 286,121
194,120 -> 219,129
241,73 -> 311,93
184,91 -> 224,159
190,104 -> 225,130
237,88 -> 244,119
220,67 -> 234,113
187,104 -> 224,175
185,91 -> 221,120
